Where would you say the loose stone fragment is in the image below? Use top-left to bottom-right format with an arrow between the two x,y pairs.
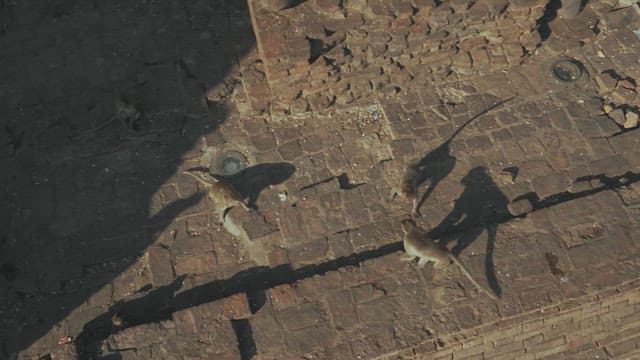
609,108 -> 626,126
508,198 -> 533,216
624,111 -> 639,129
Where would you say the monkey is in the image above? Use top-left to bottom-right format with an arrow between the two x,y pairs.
181,169 -> 252,224
390,158 -> 423,218
115,96 -> 142,133
391,97 -> 515,218
72,95 -> 142,139
400,219 -> 499,301
111,312 -> 125,328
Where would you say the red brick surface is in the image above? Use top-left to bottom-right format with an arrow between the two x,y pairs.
5,0 -> 640,359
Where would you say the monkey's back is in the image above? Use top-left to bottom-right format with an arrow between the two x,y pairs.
400,163 -> 420,198
209,182 -> 243,205
404,228 -> 449,262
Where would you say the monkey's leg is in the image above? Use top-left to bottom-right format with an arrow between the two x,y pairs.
240,201 -> 251,211
411,198 -> 421,218
400,254 -> 415,262
417,257 -> 430,268
433,259 -> 449,269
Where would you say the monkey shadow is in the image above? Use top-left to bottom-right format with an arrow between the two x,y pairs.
411,97 -> 513,215
215,162 -> 296,209
410,140 -> 457,216
428,166 -> 510,298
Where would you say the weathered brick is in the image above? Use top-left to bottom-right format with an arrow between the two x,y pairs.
509,123 -> 537,139
146,246 -> 175,286
217,293 -> 252,320
604,335 -> 640,357
489,338 -> 522,356
174,252 -> 217,275
277,302 -> 328,331
465,135 -> 493,152
288,238 -> 329,266
284,324 -> 337,355
531,171 -> 571,198
278,139 -> 303,160
325,289 -> 358,330
170,234 -> 213,255
268,284 -> 299,310
533,341 -> 571,359
279,206 -> 308,242
589,155 -> 630,177
251,132 -> 278,152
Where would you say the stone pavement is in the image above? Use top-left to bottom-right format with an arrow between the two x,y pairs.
3,0 -> 640,359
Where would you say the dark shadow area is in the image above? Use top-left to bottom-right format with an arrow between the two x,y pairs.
0,1 -> 255,357
247,288 -> 267,314
428,167 -> 509,297
337,173 -> 365,190
298,172 -> 364,191
411,97 -> 513,216
513,170 -> 640,212
537,0 -> 561,41
501,166 -> 520,182
231,319 -> 257,360
580,0 -> 590,12
281,0 -> 308,10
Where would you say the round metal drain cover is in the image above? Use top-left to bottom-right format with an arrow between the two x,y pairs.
215,150 -> 247,176
551,59 -> 584,83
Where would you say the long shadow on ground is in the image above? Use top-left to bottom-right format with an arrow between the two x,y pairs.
410,96 -> 513,216
74,169 -> 640,357
428,166 -> 509,297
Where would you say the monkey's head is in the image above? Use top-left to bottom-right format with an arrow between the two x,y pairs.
401,218 -> 417,233
399,182 -> 417,199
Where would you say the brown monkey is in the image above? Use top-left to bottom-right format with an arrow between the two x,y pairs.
115,96 -> 141,132
400,219 -> 499,301
391,159 -> 422,218
392,97 -> 515,218
181,169 -> 251,223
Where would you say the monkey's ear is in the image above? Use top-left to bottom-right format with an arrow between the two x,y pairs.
402,218 -> 416,225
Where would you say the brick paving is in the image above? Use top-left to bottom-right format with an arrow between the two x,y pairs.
3,0 -> 640,359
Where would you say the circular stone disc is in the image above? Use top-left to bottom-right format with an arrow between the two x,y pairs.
551,59 -> 584,83
214,150 -> 248,176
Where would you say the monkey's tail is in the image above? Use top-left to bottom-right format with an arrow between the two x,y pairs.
449,96 -> 516,141
450,256 -> 500,301
181,170 -> 215,187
